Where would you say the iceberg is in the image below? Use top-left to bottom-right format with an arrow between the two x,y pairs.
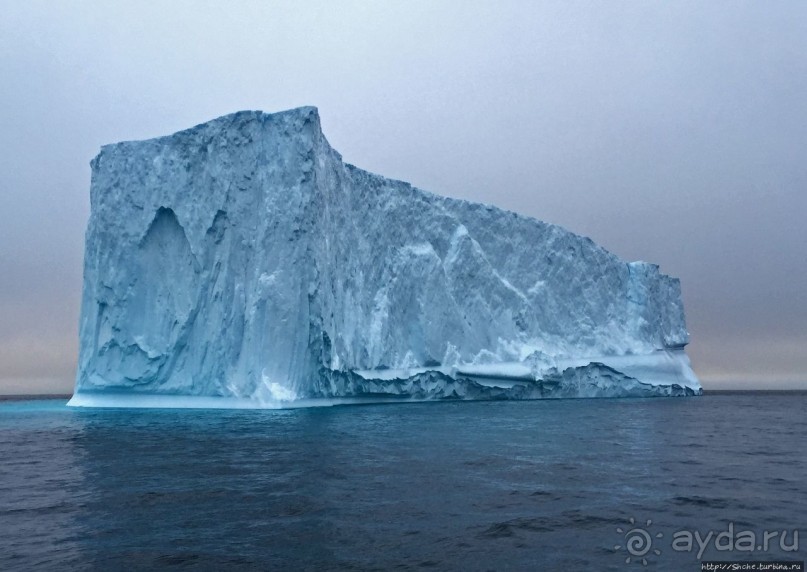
68,107 -> 701,408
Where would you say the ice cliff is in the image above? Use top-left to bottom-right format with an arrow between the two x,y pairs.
69,107 -> 701,408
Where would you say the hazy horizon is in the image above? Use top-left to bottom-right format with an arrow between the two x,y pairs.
2,1 -> 805,394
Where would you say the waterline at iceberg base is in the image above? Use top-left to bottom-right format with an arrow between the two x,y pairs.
69,107 -> 700,409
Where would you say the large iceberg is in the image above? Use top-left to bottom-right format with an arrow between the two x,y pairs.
69,107 -> 701,408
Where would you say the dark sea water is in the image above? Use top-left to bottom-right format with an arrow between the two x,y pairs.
0,393 -> 804,571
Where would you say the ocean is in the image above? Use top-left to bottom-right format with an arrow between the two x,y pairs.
0,392 -> 804,571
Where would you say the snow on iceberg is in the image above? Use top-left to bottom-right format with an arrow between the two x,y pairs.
68,106 -> 701,408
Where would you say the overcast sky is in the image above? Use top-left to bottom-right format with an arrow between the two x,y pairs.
1,1 -> 805,393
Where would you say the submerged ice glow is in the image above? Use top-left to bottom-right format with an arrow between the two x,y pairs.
69,107 -> 700,408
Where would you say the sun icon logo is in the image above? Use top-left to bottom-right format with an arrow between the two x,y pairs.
614,518 -> 663,566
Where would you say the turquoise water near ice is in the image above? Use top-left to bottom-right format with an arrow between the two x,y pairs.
0,393 -> 804,570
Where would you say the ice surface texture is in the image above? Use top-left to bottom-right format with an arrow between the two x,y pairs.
70,107 -> 700,407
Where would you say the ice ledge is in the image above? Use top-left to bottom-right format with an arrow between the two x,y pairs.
68,350 -> 700,409
325,349 -> 701,399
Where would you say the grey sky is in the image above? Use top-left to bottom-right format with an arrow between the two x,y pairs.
1,1 -> 805,393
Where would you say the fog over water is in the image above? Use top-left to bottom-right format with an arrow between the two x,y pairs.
1,1 -> 805,393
